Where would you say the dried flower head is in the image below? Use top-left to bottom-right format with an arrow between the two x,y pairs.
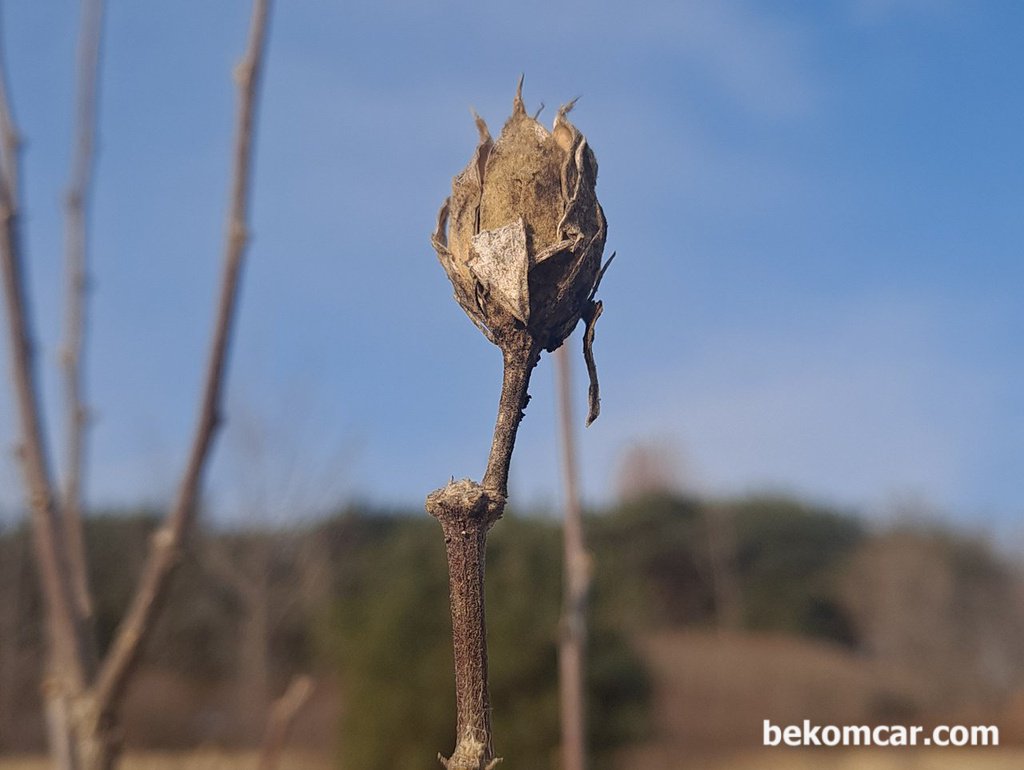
432,78 -> 612,424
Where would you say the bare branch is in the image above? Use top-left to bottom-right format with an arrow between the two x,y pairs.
0,7 -> 89,694
91,0 -> 272,713
555,344 -> 592,770
257,675 -> 315,770
60,0 -> 105,654
428,327 -> 540,770
0,28 -> 18,200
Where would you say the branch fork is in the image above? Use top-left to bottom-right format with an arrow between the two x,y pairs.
427,327 -> 540,770
0,2 -> 271,767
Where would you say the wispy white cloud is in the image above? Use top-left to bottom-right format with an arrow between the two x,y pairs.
578,294 -> 999,513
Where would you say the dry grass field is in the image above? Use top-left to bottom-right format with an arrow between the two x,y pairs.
0,751 -> 332,770
7,630 -> 1024,769
716,749 -> 1024,769
614,629 -> 1024,769
4,748 -> 1024,769
703,748 -> 1024,769
667,749 -> 1024,765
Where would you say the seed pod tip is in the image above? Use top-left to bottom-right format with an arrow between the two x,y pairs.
513,74 -> 526,116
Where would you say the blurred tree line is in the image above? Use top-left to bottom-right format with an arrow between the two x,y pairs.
2,493 -> 1024,764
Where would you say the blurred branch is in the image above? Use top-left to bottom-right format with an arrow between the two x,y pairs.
0,0 -> 90,704
555,343 -> 591,770
60,0 -> 105,661
0,28 -> 18,200
257,674 -> 315,770
0,527 -> 30,745
92,0 -> 272,714
202,535 -> 262,607
704,504 -> 742,633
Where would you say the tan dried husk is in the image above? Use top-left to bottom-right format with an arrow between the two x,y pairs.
432,80 -> 612,424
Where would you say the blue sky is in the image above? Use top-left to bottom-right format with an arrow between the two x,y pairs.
0,1 -> 1021,527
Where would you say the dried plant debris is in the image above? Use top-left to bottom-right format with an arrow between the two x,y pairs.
433,77 -> 613,424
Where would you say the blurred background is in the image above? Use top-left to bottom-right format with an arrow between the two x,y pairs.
1,1 -> 1023,768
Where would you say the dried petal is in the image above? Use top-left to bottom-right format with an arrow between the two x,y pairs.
469,219 -> 530,324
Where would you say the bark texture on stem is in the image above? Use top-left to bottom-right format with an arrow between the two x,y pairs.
483,330 -> 542,496
427,481 -> 502,770
428,328 -> 540,770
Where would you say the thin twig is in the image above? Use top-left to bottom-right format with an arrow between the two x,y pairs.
60,0 -> 105,659
0,7 -> 89,694
0,21 -> 18,201
555,344 -> 591,770
91,0 -> 272,713
481,331 -> 541,497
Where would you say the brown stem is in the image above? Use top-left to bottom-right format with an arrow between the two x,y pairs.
555,344 -> 591,770
428,327 -> 540,770
91,0 -> 271,718
427,481 -> 500,770
0,22 -> 108,769
60,0 -> 105,673
2,3 -> 270,767
0,0 -> 90,713
482,330 -> 542,497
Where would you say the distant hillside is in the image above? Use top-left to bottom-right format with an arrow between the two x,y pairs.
2,493 -> 1023,767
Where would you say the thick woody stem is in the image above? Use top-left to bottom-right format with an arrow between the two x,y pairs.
427,481 -> 502,770
428,327 -> 540,770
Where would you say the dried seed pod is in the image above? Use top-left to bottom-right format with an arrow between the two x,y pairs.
432,79 -> 612,424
